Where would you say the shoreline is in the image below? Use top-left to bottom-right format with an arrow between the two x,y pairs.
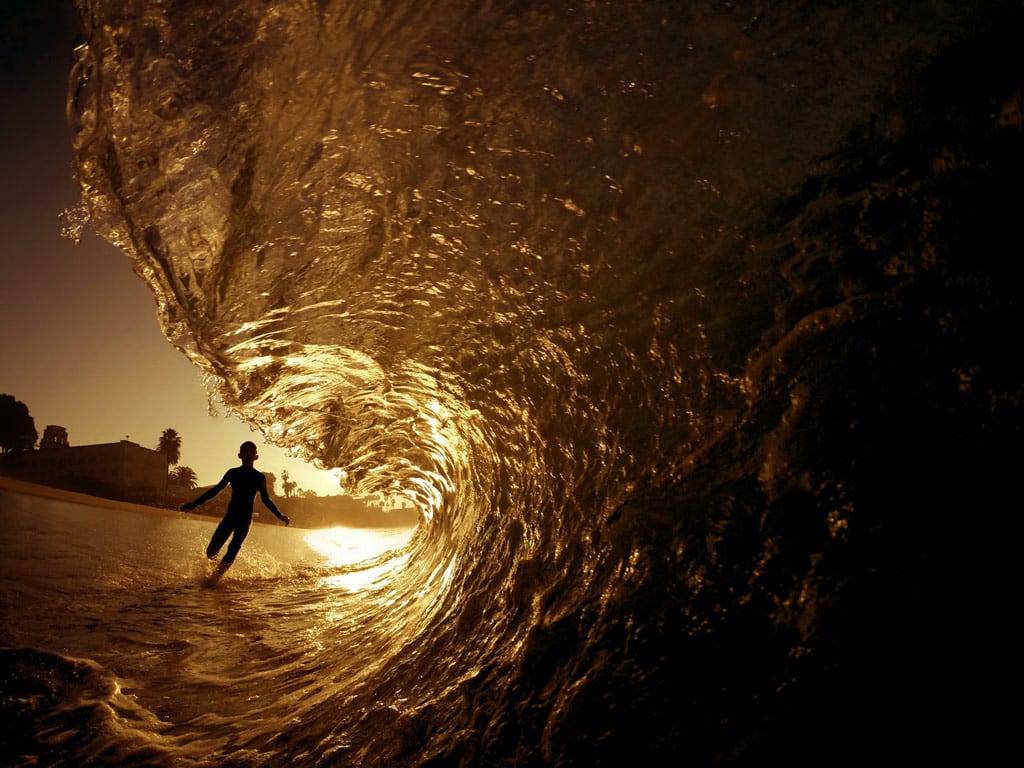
0,475 -> 224,523
0,475 -> 418,529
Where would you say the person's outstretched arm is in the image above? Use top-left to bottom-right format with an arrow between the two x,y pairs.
259,476 -> 290,525
180,473 -> 230,512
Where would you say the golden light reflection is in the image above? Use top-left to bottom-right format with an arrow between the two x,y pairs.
304,526 -> 416,591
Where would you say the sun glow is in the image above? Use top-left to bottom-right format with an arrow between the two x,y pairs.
304,526 -> 416,591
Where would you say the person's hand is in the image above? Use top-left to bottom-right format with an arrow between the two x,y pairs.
179,502 -> 193,512
282,515 -> 291,526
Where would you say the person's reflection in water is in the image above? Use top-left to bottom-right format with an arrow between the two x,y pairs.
180,441 -> 290,579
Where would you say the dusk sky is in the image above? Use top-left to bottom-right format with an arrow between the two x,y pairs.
0,2 -> 343,497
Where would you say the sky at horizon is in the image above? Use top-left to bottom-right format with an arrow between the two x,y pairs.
0,2 -> 345,498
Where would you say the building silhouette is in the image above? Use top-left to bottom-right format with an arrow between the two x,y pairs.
1,426 -> 168,504
39,425 -> 69,449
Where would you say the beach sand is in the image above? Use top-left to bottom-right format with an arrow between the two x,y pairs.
0,475 -> 218,521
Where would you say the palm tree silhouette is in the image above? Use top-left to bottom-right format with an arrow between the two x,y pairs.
169,465 -> 198,489
157,428 -> 182,466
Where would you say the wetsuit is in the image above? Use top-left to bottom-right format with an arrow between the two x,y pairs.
191,466 -> 282,564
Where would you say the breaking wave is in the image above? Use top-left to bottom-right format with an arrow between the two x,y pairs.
63,0 -> 1021,764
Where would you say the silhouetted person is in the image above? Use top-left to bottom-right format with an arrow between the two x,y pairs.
180,441 -> 290,576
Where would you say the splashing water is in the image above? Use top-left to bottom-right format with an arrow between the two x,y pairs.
61,0 -> 1022,764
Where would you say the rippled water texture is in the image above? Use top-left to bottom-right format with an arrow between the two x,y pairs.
63,0 -> 1021,764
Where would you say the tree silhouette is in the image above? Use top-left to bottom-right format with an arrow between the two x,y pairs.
281,469 -> 297,499
169,465 -> 198,489
0,394 -> 38,453
157,428 -> 182,465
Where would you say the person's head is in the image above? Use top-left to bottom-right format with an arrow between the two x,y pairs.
238,441 -> 259,464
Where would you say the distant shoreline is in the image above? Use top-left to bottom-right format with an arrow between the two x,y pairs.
0,475 -> 419,529
0,476 -> 223,523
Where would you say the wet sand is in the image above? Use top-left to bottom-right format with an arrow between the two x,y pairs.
0,475 -> 219,521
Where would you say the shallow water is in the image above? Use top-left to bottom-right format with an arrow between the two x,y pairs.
0,489 -> 414,766
26,0 -> 1024,764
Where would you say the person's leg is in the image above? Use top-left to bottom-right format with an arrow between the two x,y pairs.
206,516 -> 235,559
222,518 -> 253,565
